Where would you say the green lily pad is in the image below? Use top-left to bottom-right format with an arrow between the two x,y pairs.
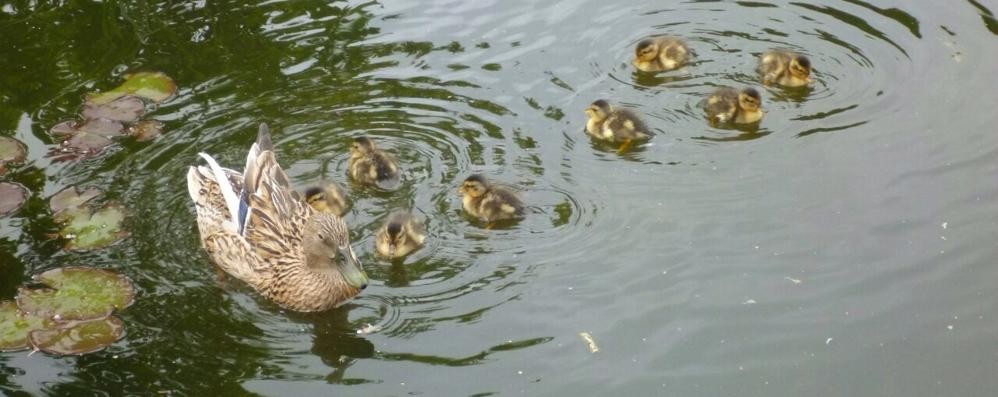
81,95 -> 146,123
128,120 -> 164,142
28,315 -> 124,355
0,182 -> 29,217
57,204 -> 129,251
0,301 -> 52,352
49,186 -> 101,217
86,71 -> 177,105
0,136 -> 27,175
16,267 -> 135,321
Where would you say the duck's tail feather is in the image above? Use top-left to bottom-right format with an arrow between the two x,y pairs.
198,152 -> 243,233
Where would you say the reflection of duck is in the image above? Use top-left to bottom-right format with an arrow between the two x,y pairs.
348,137 -> 400,187
458,174 -> 524,224
702,87 -> 763,125
375,212 -> 426,259
758,50 -> 813,87
632,37 -> 690,72
304,180 -> 349,217
187,123 -> 368,312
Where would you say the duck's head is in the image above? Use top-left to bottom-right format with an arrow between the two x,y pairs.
789,55 -> 812,82
584,99 -> 612,122
738,88 -> 762,112
379,219 -> 406,258
350,137 -> 375,157
634,39 -> 660,62
304,215 -> 367,290
459,174 -> 488,198
305,182 -> 348,216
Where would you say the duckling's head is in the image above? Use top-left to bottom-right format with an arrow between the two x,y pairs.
305,182 -> 348,216
379,220 -> 406,258
459,174 -> 489,198
584,100 -> 612,122
351,137 -> 375,156
789,55 -> 812,80
634,39 -> 660,62
738,88 -> 762,112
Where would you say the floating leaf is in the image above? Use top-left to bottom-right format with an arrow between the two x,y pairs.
16,267 -> 135,320
48,119 -> 123,160
128,120 -> 164,142
86,71 -> 177,105
81,95 -> 145,123
0,182 -> 29,217
28,316 -> 124,355
49,186 -> 101,216
0,136 -> 27,175
0,301 -> 52,352
58,204 -> 129,251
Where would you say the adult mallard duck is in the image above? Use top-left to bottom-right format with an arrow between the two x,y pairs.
348,136 -> 401,189
757,50 -> 813,87
375,211 -> 426,259
702,87 -> 763,125
633,36 -> 690,72
187,123 -> 368,312
458,174 -> 524,225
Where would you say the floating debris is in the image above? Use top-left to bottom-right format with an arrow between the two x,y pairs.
785,276 -> 802,285
356,323 -> 382,335
0,182 -> 29,217
579,332 -> 599,353
742,299 -> 757,305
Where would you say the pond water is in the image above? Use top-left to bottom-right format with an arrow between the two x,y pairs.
2,0 -> 997,395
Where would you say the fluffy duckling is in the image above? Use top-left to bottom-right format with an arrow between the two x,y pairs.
304,181 -> 349,217
702,87 -> 763,125
348,137 -> 400,188
584,100 -> 652,152
633,36 -> 690,72
757,50 -> 813,87
458,174 -> 524,224
375,212 -> 426,259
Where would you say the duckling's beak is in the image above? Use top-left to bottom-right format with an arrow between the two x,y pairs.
388,243 -> 397,258
338,245 -> 368,290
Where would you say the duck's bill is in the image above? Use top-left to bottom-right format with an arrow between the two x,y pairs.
338,246 -> 368,289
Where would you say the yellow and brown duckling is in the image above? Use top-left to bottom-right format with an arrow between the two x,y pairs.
348,136 -> 401,188
458,174 -> 524,224
304,181 -> 349,217
375,211 -> 426,259
757,50 -> 813,87
702,87 -> 763,125
633,36 -> 690,72
584,99 -> 652,152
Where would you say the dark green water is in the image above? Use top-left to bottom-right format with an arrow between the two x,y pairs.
2,0 -> 997,395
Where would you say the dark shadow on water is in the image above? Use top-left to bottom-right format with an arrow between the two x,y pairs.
297,306 -> 377,385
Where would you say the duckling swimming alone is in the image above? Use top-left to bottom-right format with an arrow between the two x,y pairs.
633,36 -> 690,72
348,137 -> 400,188
702,87 -> 763,125
757,50 -> 813,87
375,211 -> 426,259
458,174 -> 524,224
304,180 -> 349,217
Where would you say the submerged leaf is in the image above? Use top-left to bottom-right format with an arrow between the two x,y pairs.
16,267 -> 135,320
0,136 -> 27,175
29,316 -> 124,355
128,120 -> 165,142
49,186 -> 101,216
0,301 -> 52,352
86,71 -> 177,105
0,182 -> 29,217
58,204 -> 129,251
81,95 -> 146,123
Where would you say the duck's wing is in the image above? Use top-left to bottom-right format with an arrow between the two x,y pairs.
241,145 -> 311,264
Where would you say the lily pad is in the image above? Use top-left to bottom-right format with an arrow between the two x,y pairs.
86,71 -> 177,105
49,119 -> 122,159
28,315 -> 124,355
49,186 -> 101,217
0,136 -> 27,175
0,182 -> 29,217
57,204 -> 129,251
81,95 -> 145,123
128,120 -> 164,142
16,267 -> 135,321
0,301 -> 52,352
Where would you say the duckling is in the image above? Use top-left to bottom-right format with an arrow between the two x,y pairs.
584,100 -> 652,152
633,36 -> 690,72
348,137 -> 400,188
458,174 -> 524,225
304,181 -> 349,217
375,212 -> 426,259
757,50 -> 813,87
702,87 -> 763,125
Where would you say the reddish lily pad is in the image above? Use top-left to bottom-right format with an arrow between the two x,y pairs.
0,136 -> 27,175
81,95 -> 146,123
49,186 -> 101,217
86,71 -> 177,105
48,119 -> 124,160
0,301 -> 53,352
128,120 -> 165,142
0,182 -> 29,217
28,315 -> 124,355
57,204 -> 129,251
16,267 -> 135,321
